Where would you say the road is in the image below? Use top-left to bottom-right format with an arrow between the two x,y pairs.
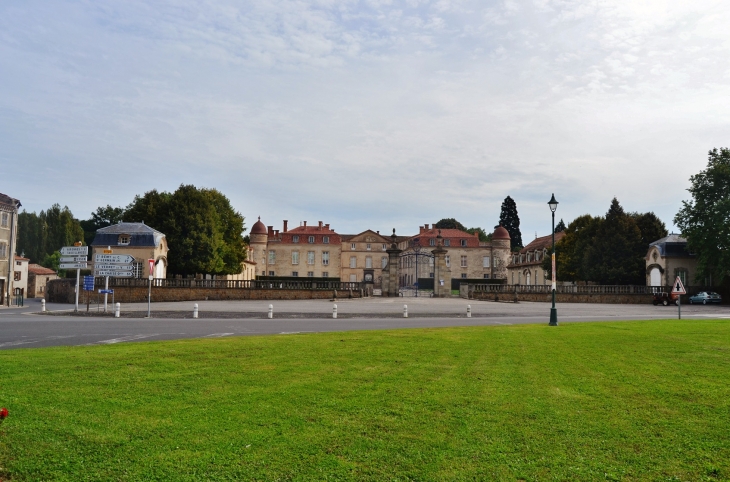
1,297 -> 728,350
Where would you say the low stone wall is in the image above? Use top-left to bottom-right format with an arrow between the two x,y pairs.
468,290 -> 653,304
45,279 -> 364,304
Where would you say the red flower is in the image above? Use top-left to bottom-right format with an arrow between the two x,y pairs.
0,408 -> 8,419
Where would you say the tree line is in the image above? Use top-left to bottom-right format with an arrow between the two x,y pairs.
16,185 -> 247,277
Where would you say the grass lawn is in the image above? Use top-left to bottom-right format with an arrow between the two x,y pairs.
1,319 -> 729,481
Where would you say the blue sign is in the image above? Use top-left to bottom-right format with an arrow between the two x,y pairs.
99,289 -> 114,294
83,275 -> 95,291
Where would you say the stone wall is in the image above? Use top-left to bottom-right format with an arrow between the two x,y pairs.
467,289 -> 653,304
45,279 -> 363,304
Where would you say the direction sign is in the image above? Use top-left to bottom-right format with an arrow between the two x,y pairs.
94,254 -> 134,264
95,264 -> 133,271
60,263 -> 88,269
672,276 -> 686,295
83,276 -> 95,291
60,246 -> 88,256
94,270 -> 134,277
60,256 -> 88,263
99,289 -> 114,294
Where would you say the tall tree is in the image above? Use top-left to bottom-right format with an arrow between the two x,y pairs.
675,147 -> 730,285
631,212 -> 668,247
17,211 -> 46,263
554,218 -> 566,233
466,227 -> 491,242
434,218 -> 467,231
42,204 -> 84,254
499,196 -> 523,250
542,214 -> 600,281
124,190 -> 172,229
80,205 -> 126,246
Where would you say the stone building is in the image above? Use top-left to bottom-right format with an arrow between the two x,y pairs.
507,231 -> 565,285
91,222 -> 169,278
250,218 -> 342,278
396,224 -> 511,286
27,264 -> 59,298
0,193 -> 21,306
340,230 -> 391,283
12,255 -> 29,298
645,234 -> 704,287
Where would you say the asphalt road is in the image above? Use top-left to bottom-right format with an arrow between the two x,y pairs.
1,298 -> 728,350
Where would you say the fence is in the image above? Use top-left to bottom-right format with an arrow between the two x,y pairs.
467,284 -> 665,295
99,278 -> 362,291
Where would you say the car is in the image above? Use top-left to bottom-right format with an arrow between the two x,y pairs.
688,292 -> 722,305
652,292 -> 679,306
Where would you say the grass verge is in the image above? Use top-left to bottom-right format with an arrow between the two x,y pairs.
1,319 -> 729,481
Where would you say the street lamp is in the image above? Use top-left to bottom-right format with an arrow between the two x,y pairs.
548,194 -> 559,326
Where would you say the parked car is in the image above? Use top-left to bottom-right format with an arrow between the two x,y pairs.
688,292 -> 722,304
652,292 -> 679,306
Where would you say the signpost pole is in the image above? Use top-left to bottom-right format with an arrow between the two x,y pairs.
147,278 -> 152,318
678,292 -> 681,320
75,268 -> 80,312
104,276 -> 109,313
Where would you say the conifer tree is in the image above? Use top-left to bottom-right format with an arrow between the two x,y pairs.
499,196 -> 522,250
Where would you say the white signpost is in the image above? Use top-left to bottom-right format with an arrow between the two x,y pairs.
672,276 -> 687,319
93,248 -> 136,312
61,245 -> 88,312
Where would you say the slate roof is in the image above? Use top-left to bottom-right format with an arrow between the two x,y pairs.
91,222 -> 165,248
649,234 -> 693,257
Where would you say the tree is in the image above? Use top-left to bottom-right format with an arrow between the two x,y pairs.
542,214 -> 600,281
675,147 -> 730,285
434,218 -> 467,231
43,204 -> 84,255
124,190 -> 172,229
631,212 -> 668,247
17,211 -> 46,263
80,205 -> 125,246
499,196 -> 522,249
466,227 -> 492,242
554,218 -> 566,233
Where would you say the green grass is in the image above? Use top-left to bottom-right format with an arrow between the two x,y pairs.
1,320 -> 729,481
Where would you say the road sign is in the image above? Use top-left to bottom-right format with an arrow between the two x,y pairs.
60,256 -> 88,263
94,270 -> 134,277
60,246 -> 88,256
60,262 -> 88,269
95,264 -> 133,271
94,254 -> 134,264
99,289 -> 114,294
149,259 -> 155,281
672,276 -> 686,295
83,276 -> 95,291
103,249 -> 113,254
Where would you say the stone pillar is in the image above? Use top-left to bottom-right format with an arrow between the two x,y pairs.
384,229 -> 402,297
432,230 -> 451,298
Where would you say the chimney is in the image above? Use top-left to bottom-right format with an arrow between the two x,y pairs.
274,230 -> 279,237
377,230 -> 380,234
303,221 -> 307,227
425,224 -> 430,230
283,220 -> 288,233
318,221 -> 323,229
325,224 -> 330,230
267,226 -> 274,236
420,226 -> 425,234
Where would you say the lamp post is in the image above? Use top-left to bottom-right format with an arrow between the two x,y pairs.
548,194 -> 559,326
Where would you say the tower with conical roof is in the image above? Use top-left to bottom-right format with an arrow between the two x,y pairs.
250,217 -> 269,276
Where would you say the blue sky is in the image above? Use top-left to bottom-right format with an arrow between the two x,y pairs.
1,0 -> 729,239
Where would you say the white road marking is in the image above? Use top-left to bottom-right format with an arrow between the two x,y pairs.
0,339 -> 39,347
93,334 -> 158,345
203,333 -> 234,337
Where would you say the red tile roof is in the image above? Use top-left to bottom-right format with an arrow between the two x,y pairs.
519,231 -> 566,253
28,264 -> 57,275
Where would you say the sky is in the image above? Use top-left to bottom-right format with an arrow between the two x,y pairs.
1,0 -> 729,240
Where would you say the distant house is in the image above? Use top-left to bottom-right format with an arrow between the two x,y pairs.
0,193 -> 21,305
27,264 -> 58,298
12,255 -> 29,298
646,234 -> 705,287
91,222 -> 169,279
507,232 -> 565,285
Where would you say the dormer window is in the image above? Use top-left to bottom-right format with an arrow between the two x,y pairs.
429,239 -> 435,246
292,235 -> 299,243
461,239 -> 467,247
444,239 -> 450,247
308,236 -> 315,244
118,234 -> 130,245
323,236 -> 329,244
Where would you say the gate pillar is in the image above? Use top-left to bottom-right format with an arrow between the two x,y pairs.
382,229 -> 402,297
432,230 -> 451,298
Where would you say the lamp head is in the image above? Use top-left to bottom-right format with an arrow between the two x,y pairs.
548,193 -> 558,213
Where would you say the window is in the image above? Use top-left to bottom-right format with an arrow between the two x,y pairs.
536,252 -> 540,261
323,236 -> 329,244
307,251 -> 315,265
430,272 -> 434,278
675,269 -> 688,285
268,251 -> 276,264
350,256 -> 357,268
268,271 -> 275,276
366,243 -> 371,251
460,255 -> 467,268
322,272 -> 329,277
292,235 -> 300,243
307,271 -> 314,277
429,239 -> 435,246
461,273 -> 467,279
0,213 -> 7,227
308,236 -> 315,243
322,251 -> 329,265
483,274 -> 490,279
16,261 -> 21,266
133,262 -> 143,278
351,243 -> 356,250
381,257 -> 388,268
366,257 -> 372,269
291,251 -> 299,265
14,271 -> 21,281
461,239 -> 467,247
292,271 -> 299,277
483,256 -> 490,268
118,234 -> 130,245
444,239 -> 450,246
382,244 -> 387,251
445,255 -> 450,267
350,274 -> 357,282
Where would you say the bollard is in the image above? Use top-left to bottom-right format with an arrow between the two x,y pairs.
268,304 -> 273,319
467,305 -> 472,318
41,299 -> 46,312
403,304 -> 408,318
115,302 -> 120,318
193,303 -> 199,319
333,304 -> 338,319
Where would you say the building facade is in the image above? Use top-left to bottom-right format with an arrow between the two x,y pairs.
91,222 -> 169,278
507,232 -> 565,285
0,193 -> 21,305
340,230 -> 391,283
645,234 -> 703,287
27,264 -> 59,298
